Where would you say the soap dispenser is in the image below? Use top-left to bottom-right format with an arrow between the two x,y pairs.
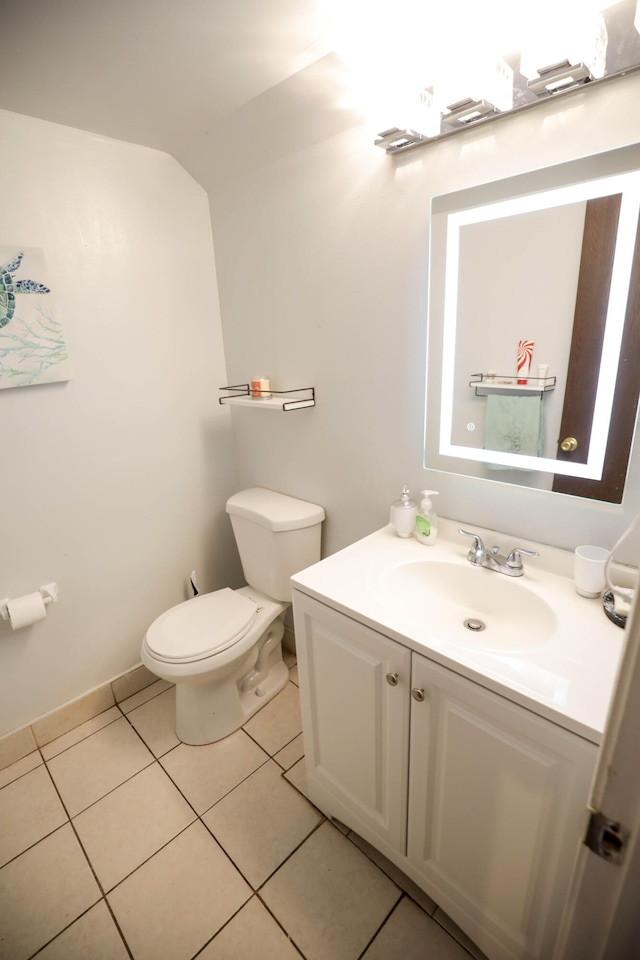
415,491 -> 438,545
390,485 -> 418,538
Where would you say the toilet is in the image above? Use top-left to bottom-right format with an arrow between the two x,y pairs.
141,488 -> 324,745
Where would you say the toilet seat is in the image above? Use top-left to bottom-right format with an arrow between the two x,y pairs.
144,588 -> 259,664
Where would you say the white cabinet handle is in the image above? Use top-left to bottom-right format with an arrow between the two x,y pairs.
412,687 -> 426,702
386,673 -> 399,686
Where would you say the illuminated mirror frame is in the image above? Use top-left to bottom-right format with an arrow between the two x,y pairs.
440,172 -> 640,477
425,144 -> 640,494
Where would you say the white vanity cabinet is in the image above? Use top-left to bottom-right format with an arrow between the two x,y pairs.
291,591 -> 412,851
292,589 -> 598,960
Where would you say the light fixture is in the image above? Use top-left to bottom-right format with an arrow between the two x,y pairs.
527,59 -> 592,95
441,97 -> 500,127
372,0 -> 640,155
374,127 -> 428,151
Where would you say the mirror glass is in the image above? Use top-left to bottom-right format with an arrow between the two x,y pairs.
425,144 -> 640,503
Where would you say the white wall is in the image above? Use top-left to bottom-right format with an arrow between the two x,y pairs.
203,60 -> 640,563
0,110 -> 241,736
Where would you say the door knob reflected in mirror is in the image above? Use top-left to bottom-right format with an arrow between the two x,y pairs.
560,437 -> 578,452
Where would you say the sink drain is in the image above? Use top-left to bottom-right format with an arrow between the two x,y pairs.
464,618 -> 486,632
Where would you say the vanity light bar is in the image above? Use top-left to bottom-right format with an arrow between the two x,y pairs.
527,60 -> 593,96
375,99 -> 501,154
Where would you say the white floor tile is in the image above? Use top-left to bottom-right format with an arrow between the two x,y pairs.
243,681 -> 302,755
0,824 -> 101,960
202,759 -> 322,886
348,831 -> 437,916
73,763 -> 196,890
47,716 -> 153,816
0,749 -> 42,789
362,896 -> 473,960
126,686 -> 180,756
108,821 -> 251,960
197,896 -> 301,960
0,764 -> 67,867
261,821 -> 401,960
284,756 -> 311,800
119,677 -> 173,714
35,900 -> 130,960
40,707 -> 122,761
273,732 -> 304,771
160,728 -> 268,814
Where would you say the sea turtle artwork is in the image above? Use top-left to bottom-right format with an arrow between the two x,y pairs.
0,245 -> 71,389
0,251 -> 50,328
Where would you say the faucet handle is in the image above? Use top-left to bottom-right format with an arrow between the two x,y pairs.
458,528 -> 487,563
506,547 -> 539,569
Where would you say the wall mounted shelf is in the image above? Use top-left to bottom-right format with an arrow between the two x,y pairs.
469,373 -> 556,397
219,383 -> 315,411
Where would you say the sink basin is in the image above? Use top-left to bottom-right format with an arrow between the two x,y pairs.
380,560 -> 558,649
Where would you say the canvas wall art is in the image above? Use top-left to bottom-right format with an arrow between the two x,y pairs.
0,246 -> 72,389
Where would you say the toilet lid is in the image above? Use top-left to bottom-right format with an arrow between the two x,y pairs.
144,588 -> 259,663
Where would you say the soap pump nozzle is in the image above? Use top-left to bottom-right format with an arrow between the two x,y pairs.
420,490 -> 439,512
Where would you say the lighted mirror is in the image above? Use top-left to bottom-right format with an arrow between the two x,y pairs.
425,143 -> 640,503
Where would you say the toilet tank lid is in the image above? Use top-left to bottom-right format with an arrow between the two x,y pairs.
226,488 -> 325,531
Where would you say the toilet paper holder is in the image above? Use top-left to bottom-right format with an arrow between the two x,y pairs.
0,583 -> 59,622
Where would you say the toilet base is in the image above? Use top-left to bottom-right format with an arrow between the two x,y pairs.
173,618 -> 289,745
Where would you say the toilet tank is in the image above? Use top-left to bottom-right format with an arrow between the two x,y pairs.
226,488 -> 325,602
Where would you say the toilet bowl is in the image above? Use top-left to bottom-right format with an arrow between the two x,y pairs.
141,488 -> 324,745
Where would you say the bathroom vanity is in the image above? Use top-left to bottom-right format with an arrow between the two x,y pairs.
291,520 -> 626,960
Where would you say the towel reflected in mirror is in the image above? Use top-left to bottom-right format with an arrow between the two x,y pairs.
484,394 -> 543,471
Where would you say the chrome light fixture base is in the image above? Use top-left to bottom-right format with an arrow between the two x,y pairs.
441,97 -> 500,127
527,59 -> 593,95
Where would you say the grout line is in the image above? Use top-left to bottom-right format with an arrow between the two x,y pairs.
38,705 -> 127,762
104,817 -> 199,897
188,893 -> 255,960
118,680 -> 175,716
253,817 -> 327,895
100,897 -> 136,960
251,894 -> 308,960
355,892 -> 404,960
432,910 -> 486,960
0,751 -> 44,790
26,900 -> 109,960
44,756 -> 156,821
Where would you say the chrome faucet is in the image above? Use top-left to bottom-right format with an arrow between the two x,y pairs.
458,529 -> 539,577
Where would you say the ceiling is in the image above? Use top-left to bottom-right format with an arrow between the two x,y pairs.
0,0 -> 334,161
3,1 -> 639,184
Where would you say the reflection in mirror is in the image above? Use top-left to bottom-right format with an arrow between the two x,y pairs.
425,144 -> 640,503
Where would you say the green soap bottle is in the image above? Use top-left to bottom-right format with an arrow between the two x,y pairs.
415,491 -> 438,545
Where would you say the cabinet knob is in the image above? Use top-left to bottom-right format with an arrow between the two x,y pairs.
412,688 -> 425,702
385,673 -> 399,686
560,437 -> 578,452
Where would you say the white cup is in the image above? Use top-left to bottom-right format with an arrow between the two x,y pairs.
574,545 -> 609,598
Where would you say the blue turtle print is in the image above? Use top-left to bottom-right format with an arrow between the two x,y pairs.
0,251 -> 50,329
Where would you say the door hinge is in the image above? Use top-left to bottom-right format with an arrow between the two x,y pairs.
584,810 -> 629,864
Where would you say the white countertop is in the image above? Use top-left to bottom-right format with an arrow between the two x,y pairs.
291,518 -> 629,744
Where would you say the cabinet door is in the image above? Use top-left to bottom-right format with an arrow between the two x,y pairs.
407,653 -> 597,960
292,591 -> 411,851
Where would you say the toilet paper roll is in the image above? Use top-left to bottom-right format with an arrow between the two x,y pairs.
7,592 -> 47,630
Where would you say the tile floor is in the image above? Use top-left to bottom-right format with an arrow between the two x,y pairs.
0,655 -> 486,960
